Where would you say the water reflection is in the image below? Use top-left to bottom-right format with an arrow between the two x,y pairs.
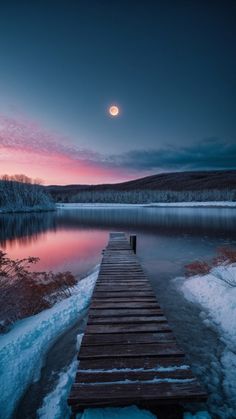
1,207 -> 236,249
0,212 -> 56,248
56,207 -> 236,237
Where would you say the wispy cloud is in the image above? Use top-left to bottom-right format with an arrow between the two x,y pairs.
0,115 -> 132,184
0,115 -> 100,162
109,138 -> 236,171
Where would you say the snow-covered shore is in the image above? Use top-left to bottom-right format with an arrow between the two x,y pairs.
178,264 -> 236,417
57,201 -> 236,210
0,269 -> 98,419
180,264 -> 236,349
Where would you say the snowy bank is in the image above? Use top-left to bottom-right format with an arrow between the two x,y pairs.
180,264 -> 236,349
56,202 -> 236,210
179,264 -> 236,417
37,334 -> 83,419
0,269 -> 98,419
146,201 -> 236,208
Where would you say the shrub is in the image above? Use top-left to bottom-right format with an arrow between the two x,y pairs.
185,246 -> 236,279
185,260 -> 211,277
0,251 -> 77,332
213,246 -> 236,265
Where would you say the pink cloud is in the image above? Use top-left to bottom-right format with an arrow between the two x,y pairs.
0,114 -> 142,184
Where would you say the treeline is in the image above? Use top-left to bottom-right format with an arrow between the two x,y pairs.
0,175 -> 55,212
56,188 -> 236,204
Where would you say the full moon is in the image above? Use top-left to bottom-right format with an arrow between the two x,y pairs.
109,105 -> 119,116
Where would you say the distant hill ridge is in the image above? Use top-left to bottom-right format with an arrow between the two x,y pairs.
47,170 -> 236,195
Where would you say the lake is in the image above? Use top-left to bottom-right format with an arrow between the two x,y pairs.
1,206 -> 236,418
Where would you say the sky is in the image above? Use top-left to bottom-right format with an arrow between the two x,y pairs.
0,0 -> 235,185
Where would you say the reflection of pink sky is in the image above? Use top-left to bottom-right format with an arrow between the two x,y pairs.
5,229 -> 108,274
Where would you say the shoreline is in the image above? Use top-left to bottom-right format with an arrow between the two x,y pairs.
56,201 -> 236,209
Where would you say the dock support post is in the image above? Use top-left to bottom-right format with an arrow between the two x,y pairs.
130,234 -> 137,253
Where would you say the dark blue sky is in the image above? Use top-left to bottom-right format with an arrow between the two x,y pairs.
0,1 -> 235,183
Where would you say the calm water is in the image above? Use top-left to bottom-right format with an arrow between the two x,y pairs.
1,206 -> 236,418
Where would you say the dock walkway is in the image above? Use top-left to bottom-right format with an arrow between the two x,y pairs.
68,232 -> 207,415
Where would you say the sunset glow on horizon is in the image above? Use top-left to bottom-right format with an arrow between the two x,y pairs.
0,114 -> 144,185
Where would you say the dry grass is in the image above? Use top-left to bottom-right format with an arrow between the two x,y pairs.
0,251 -> 77,332
184,260 -> 211,277
185,246 -> 236,277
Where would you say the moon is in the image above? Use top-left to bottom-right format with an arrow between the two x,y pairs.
109,105 -> 119,117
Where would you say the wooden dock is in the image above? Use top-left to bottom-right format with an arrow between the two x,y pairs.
68,232 -> 207,416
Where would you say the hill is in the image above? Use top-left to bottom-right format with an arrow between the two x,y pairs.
46,170 -> 236,203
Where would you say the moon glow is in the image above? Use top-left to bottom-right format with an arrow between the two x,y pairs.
109,105 -> 119,116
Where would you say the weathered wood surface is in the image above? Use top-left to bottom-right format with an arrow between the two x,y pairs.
68,232 -> 207,413
69,381 -> 206,407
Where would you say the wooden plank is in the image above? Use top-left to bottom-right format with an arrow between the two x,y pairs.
79,343 -> 184,359
98,271 -> 146,275
87,315 -> 167,324
96,278 -> 148,281
95,284 -> 150,287
82,332 -> 176,346
98,273 -> 146,276
75,369 -> 194,383
96,280 -> 150,284
79,355 -> 189,371
89,308 -> 164,317
98,274 -> 147,277
94,288 -> 152,292
68,381 -> 206,407
95,284 -> 152,289
102,261 -> 140,264
94,288 -> 153,293
86,323 -> 171,334
96,280 -> 148,283
98,277 -> 146,280
92,292 -> 156,298
90,301 -> 160,309
91,298 -> 158,304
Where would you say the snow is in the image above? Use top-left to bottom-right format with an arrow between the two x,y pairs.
146,202 -> 236,208
77,365 -> 191,373
0,270 -> 98,419
179,263 -> 236,417
79,406 -> 156,419
37,334 -> 83,419
56,202 -> 236,210
77,378 -> 195,385
57,203 -> 146,209
37,359 -> 78,419
184,412 -> 211,419
180,264 -> 236,350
